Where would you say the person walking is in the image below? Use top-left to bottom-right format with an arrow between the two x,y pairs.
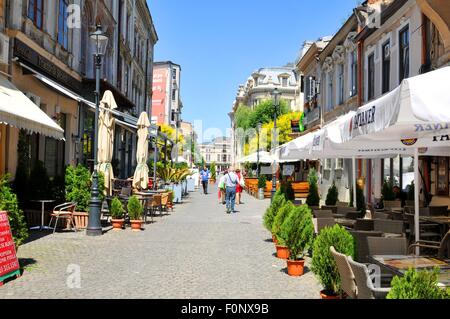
200,165 -> 210,194
218,169 -> 227,204
224,168 -> 239,214
235,169 -> 245,205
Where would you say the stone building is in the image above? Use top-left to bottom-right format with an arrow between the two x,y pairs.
199,136 -> 231,172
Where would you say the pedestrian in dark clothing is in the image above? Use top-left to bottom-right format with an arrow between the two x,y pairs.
200,166 -> 210,194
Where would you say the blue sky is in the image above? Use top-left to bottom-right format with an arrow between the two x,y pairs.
148,0 -> 359,139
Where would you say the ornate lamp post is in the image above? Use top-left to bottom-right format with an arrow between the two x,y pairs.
87,24 -> 109,236
256,122 -> 262,178
270,88 -> 281,201
173,110 -> 181,164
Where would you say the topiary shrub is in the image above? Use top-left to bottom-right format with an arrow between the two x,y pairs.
110,197 -> 125,219
65,165 -> 105,212
210,162 -> 216,180
382,180 -> 396,202
0,175 -> 28,247
325,182 -> 339,206
284,181 -> 295,202
279,204 -> 314,260
356,183 -> 366,214
387,267 -> 450,299
127,196 -> 143,221
306,168 -> 320,207
311,224 -> 355,296
258,175 -> 267,189
271,201 -> 295,245
263,190 -> 286,232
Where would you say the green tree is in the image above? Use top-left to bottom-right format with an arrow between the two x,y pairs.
306,168 -> 320,207
235,104 -> 252,130
272,201 -> 295,245
248,99 -> 290,129
325,182 -> 339,206
263,190 -> 286,232
0,175 -> 28,247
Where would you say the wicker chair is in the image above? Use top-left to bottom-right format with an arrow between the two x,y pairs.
321,205 -> 338,214
373,219 -> 405,235
373,212 -> 390,220
314,218 -> 336,234
408,230 -> 450,259
330,246 -> 357,299
346,211 -> 363,220
347,257 -> 391,299
367,237 -> 408,256
314,210 -> 333,219
354,219 -> 374,231
429,205 -> 449,217
383,200 -> 402,209
349,230 -> 383,263
404,213 -> 441,243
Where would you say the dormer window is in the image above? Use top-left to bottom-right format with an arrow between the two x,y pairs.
281,77 -> 288,87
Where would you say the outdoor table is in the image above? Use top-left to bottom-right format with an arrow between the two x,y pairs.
335,218 -> 356,228
387,208 -> 404,221
419,216 -> 450,237
30,200 -> 56,231
332,213 -> 346,219
134,192 -> 155,224
371,255 -> 450,287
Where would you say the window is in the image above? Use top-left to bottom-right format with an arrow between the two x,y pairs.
327,72 -> 334,110
58,0 -> 69,49
172,69 -> 177,80
217,154 -> 221,162
367,53 -> 375,100
172,89 -> 176,101
350,51 -> 358,97
399,26 -> 410,83
337,64 -> 344,105
281,77 -> 288,87
382,41 -> 391,94
28,0 -> 44,30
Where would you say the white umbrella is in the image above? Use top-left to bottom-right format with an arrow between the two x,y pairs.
237,151 -> 274,164
133,112 -> 151,190
97,90 -> 117,196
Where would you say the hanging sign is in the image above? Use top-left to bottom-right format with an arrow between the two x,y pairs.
0,211 -> 20,284
282,165 -> 295,176
260,166 -> 273,175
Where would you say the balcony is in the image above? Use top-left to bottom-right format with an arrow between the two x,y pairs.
304,107 -> 321,127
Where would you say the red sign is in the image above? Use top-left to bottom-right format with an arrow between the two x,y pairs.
0,211 -> 20,281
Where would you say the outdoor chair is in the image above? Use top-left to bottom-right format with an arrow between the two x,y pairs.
119,187 -> 132,200
345,211 -> 363,220
404,213 -> 441,243
330,246 -> 357,299
313,218 -> 336,234
136,195 -> 153,224
373,219 -> 405,235
313,210 -> 333,219
337,206 -> 357,215
408,230 -> 450,259
161,193 -> 170,213
349,230 -> 383,263
150,194 -> 163,217
367,237 -> 408,256
383,200 -> 402,209
347,257 -> 391,299
49,202 -> 77,234
429,205 -> 449,217
373,212 -> 390,220
321,205 -> 338,215
354,219 -> 374,231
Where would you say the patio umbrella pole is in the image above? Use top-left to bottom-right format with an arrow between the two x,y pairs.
414,148 -> 420,255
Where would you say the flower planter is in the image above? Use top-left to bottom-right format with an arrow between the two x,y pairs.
258,188 -> 265,200
320,290 -> 341,299
187,178 -> 195,192
275,245 -> 290,260
173,184 -> 182,203
111,219 -> 124,230
209,179 -> 216,184
130,220 -> 144,232
73,212 -> 89,230
286,259 -> 305,277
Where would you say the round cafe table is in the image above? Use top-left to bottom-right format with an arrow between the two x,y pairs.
30,200 -> 56,231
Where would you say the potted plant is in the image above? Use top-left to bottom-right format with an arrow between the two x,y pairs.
110,197 -> 125,230
65,165 -> 105,229
263,190 -> 286,244
387,267 -> 450,299
311,224 -> 355,299
281,181 -> 296,202
271,201 -> 295,260
306,168 -> 320,208
127,196 -> 144,231
325,181 -> 339,206
257,175 -> 267,200
279,204 -> 314,276
209,162 -> 216,184
381,179 -> 396,208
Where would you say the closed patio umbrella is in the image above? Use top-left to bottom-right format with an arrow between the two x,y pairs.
98,90 -> 117,196
133,112 -> 151,190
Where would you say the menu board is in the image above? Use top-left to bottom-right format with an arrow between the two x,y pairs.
0,211 -> 20,282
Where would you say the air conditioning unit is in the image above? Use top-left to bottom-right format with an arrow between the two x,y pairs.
335,158 -> 344,170
323,159 -> 333,170
0,33 -> 9,65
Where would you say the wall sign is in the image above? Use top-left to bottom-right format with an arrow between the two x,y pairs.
436,157 -> 449,196
282,165 -> 295,176
0,211 -> 20,285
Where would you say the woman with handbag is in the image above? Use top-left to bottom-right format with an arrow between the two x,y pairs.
235,169 -> 245,205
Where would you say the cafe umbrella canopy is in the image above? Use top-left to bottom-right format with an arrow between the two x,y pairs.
97,90 -> 117,196
133,112 -> 151,190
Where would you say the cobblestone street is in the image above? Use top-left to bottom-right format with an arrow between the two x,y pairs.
0,188 -> 321,299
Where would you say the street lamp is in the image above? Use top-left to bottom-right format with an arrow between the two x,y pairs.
86,24 -> 109,237
150,125 -> 159,191
256,122 -> 262,178
270,88 -> 281,201
173,110 -> 181,164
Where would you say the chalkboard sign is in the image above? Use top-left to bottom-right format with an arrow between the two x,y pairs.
0,211 -> 20,285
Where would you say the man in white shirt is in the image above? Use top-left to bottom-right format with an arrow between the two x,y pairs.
224,168 -> 239,214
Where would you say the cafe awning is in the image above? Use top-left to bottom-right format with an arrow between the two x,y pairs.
237,151 -> 274,164
0,75 -> 64,140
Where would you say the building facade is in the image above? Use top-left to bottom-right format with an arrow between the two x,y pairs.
151,61 -> 182,127
1,0 -> 157,180
199,137 -> 231,172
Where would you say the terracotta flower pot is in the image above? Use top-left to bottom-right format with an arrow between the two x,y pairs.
286,259 -> 305,277
320,290 -> 341,299
130,220 -> 144,231
275,245 -> 290,260
111,219 -> 124,230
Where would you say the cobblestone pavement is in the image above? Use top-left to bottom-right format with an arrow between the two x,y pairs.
0,187 -> 322,299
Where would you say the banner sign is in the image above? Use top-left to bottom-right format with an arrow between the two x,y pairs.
0,211 -> 20,283
282,165 -> 295,176
260,166 -> 274,175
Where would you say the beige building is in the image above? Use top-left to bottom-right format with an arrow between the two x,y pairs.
199,137 -> 231,172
